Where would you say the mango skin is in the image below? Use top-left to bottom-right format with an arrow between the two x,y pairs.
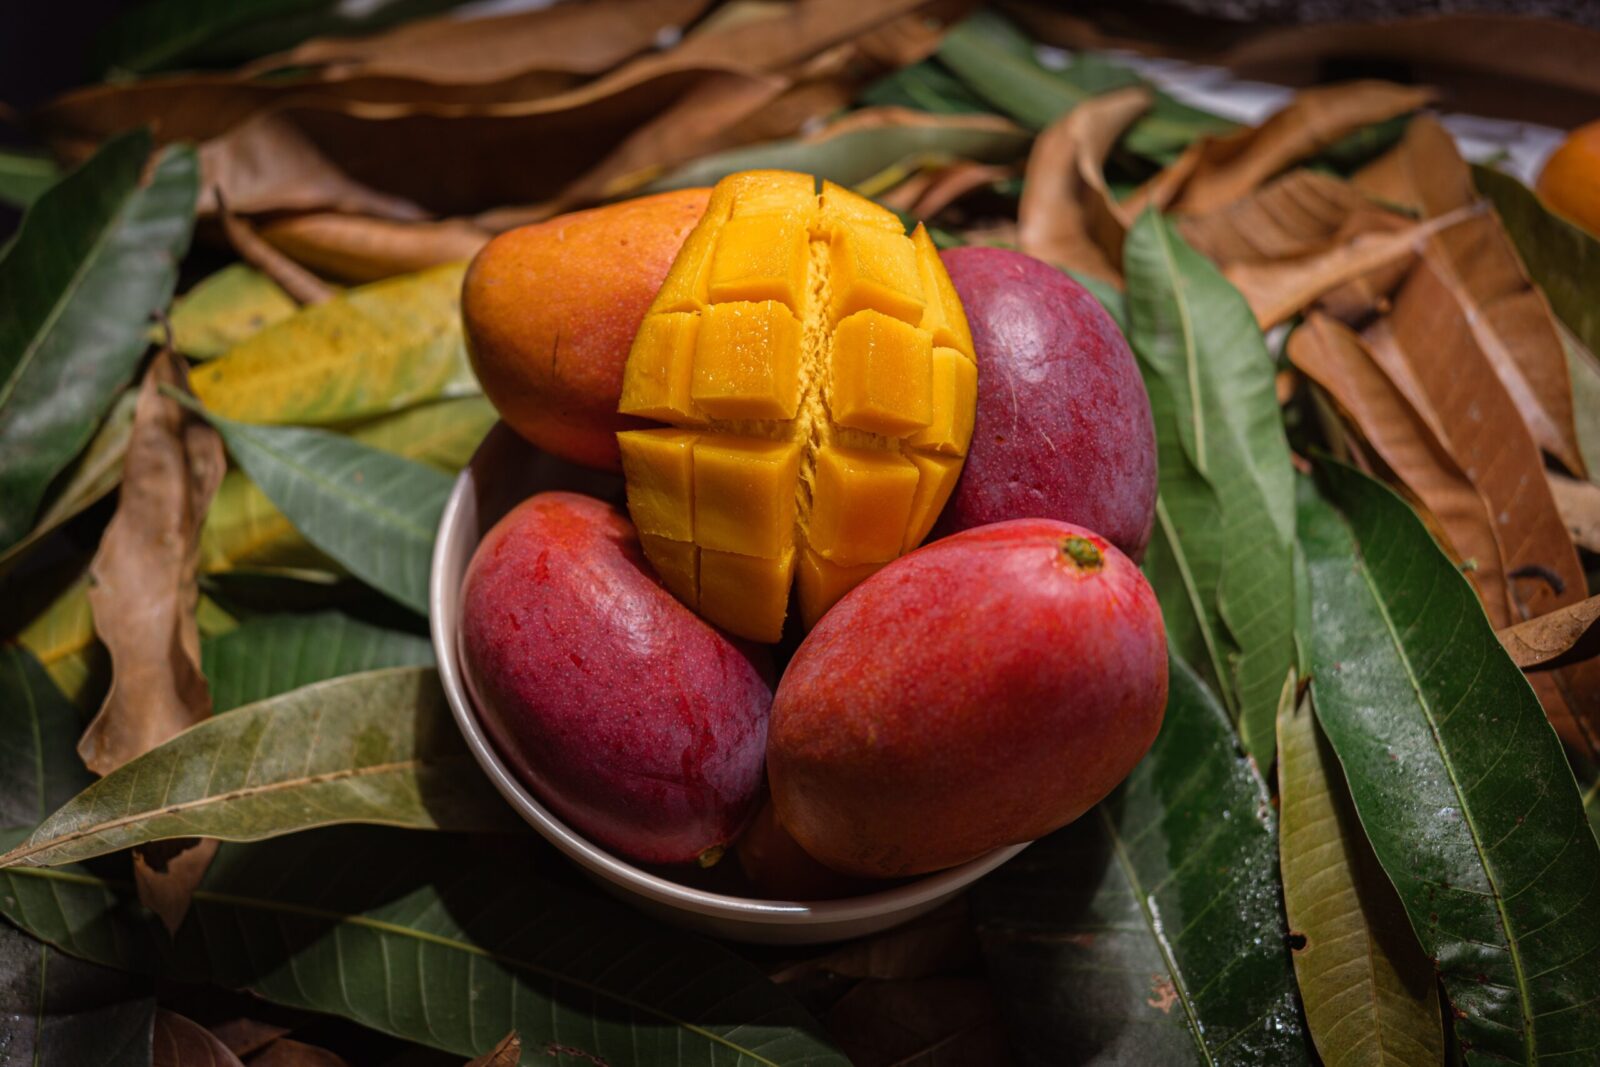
459,491 -> 772,865
935,248 -> 1157,561
462,189 -> 712,471
768,519 -> 1167,878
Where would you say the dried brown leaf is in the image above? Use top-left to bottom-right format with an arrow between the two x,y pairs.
80,352 -> 223,775
1178,169 -> 1400,265
154,1010 -> 246,1067
259,213 -> 490,283
465,1031 -> 522,1067
1289,313 -> 1511,623
826,977 -> 1007,1067
248,1038 -> 352,1067
208,1019 -> 291,1058
263,0 -> 712,85
1499,595 -> 1600,671
135,836 -> 221,934
1365,256 -> 1599,755
1548,471 -> 1600,553
1357,116 -> 1584,475
221,209 -> 336,305
1224,205 -> 1473,330
1133,81 -> 1434,217
198,114 -> 426,219
1017,86 -> 1149,286
891,161 -> 1012,220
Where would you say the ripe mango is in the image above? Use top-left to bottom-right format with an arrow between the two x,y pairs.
459,491 -> 772,865
615,171 -> 977,642
936,248 -> 1157,562
462,189 -> 711,471
767,520 -> 1167,878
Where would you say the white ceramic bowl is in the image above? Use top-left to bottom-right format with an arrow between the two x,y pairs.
431,423 -> 1027,944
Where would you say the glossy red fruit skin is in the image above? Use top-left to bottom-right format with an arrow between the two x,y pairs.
936,247 -> 1157,562
460,492 -> 772,865
768,519 -> 1167,878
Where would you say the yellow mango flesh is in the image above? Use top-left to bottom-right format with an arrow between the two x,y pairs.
617,171 -> 976,641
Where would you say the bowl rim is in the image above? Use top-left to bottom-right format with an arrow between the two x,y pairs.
429,425 -> 1028,928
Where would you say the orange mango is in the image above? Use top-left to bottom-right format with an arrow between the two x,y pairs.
616,171 -> 977,642
462,189 -> 711,471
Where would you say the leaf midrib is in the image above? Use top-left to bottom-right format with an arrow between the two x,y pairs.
1155,498 -> 1238,720
1150,213 -> 1207,474
0,158 -> 139,416
1097,805 -> 1216,1067
3,755 -> 472,867
6,865 -> 785,1066
231,421 -> 439,540
1349,545 -> 1535,1061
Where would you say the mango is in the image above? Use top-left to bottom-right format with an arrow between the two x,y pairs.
462,189 -> 711,471
616,171 -> 977,642
735,800 -> 871,901
936,248 -> 1157,562
459,491 -> 771,865
767,520 -> 1167,878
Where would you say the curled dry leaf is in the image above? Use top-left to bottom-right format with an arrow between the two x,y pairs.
878,160 -> 1011,218
207,1018 -> 291,1058
249,1037 -> 352,1067
154,1009 -> 246,1067
80,352 -> 223,775
1357,116 -> 1585,476
259,213 -> 490,283
198,114 -> 425,220
466,1031 -> 522,1067
1128,81 -> 1434,217
1018,86 -> 1149,286
1548,470 -> 1600,553
80,352 -> 226,930
1498,595 -> 1600,671
219,208 -> 335,306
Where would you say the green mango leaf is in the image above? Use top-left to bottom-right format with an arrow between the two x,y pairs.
1124,210 -> 1296,764
166,263 -> 297,360
0,148 -> 60,209
0,645 -> 156,1067
0,388 -> 136,572
1563,330 -> 1600,480
858,59 -> 993,115
193,403 -> 454,614
934,11 -> 1233,163
198,395 -> 490,582
1300,459 -> 1600,1063
1472,164 -> 1600,358
0,825 -> 848,1065
975,655 -> 1311,1064
188,263 -> 477,427
0,130 -> 199,553
649,115 -> 1030,196
202,609 -> 434,712
0,667 -> 514,869
1277,680 -> 1444,1067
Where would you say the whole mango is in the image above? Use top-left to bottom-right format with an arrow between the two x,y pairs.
936,247 -> 1157,561
768,519 -> 1167,878
615,170 -> 978,642
459,491 -> 771,865
462,189 -> 711,471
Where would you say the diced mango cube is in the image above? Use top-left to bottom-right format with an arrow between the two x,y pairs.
617,429 -> 697,541
818,180 -> 904,234
902,451 -> 964,552
619,312 -> 700,420
806,445 -> 918,564
913,226 -> 975,360
709,214 -> 810,313
730,171 -> 818,223
640,534 -> 698,610
830,224 -> 925,326
796,549 -> 884,629
830,310 -> 933,437
692,301 -> 802,419
907,347 -> 977,455
651,204 -> 729,314
692,435 -> 800,559
700,547 -> 794,644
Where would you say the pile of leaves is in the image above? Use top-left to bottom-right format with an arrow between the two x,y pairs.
2,2 -> 1598,1064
